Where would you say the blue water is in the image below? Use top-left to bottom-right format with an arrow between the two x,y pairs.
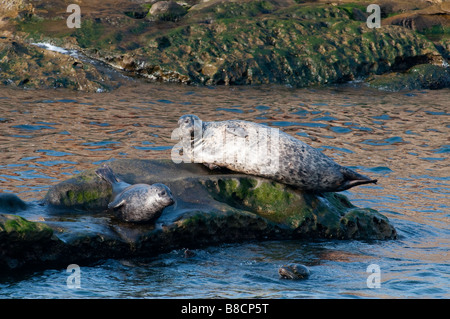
0,84 -> 448,299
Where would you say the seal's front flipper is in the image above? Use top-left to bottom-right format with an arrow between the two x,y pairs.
226,125 -> 249,138
108,198 -> 126,209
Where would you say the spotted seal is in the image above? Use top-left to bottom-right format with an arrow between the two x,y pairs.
95,164 -> 174,223
173,114 -> 377,192
279,264 -> 310,280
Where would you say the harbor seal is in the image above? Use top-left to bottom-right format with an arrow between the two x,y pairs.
95,165 -> 174,223
173,114 -> 377,192
279,264 -> 310,280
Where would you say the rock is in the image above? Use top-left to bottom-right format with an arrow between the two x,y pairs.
44,168 -> 112,211
149,1 -> 188,21
0,0 -> 34,29
279,264 -> 310,279
0,36 -> 111,92
367,64 -> 450,91
136,2 -> 443,86
1,159 -> 397,271
0,213 -> 59,270
384,3 -> 450,32
45,159 -> 397,239
0,193 -> 27,213
6,1 -> 447,88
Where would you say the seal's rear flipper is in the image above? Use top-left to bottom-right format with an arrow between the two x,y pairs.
95,164 -> 119,185
340,167 -> 378,191
344,178 -> 377,190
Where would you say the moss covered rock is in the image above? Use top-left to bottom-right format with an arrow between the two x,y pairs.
0,213 -> 52,241
367,63 -> 450,90
9,0 -> 446,89
44,169 -> 112,211
2,159 -> 396,271
0,36 -> 113,91
45,159 -> 397,241
0,213 -> 59,270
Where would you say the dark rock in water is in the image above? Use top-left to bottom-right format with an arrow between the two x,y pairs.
0,213 -> 58,270
0,193 -> 27,213
367,64 -> 450,91
279,264 -> 310,280
1,159 -> 397,271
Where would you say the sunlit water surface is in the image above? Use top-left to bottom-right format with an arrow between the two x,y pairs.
0,83 -> 448,298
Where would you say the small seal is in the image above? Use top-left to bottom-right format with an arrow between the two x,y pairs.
175,114 -> 377,192
95,164 -> 174,223
279,264 -> 310,280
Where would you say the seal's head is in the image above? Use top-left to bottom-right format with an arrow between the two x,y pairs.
178,114 -> 201,138
279,264 -> 310,280
149,183 -> 175,208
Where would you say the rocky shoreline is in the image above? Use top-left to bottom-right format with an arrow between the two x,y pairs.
1,159 -> 397,271
0,0 -> 448,91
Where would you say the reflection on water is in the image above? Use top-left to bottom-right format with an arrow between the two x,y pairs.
0,83 -> 448,298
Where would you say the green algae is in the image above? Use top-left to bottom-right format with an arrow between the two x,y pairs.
0,214 -> 53,240
45,169 -> 112,211
10,1 -> 444,89
199,174 -> 396,239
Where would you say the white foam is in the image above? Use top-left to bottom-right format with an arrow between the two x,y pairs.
31,42 -> 79,58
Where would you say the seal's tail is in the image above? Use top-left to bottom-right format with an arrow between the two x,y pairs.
95,164 -> 119,185
340,167 -> 377,191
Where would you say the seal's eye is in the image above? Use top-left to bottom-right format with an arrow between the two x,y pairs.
159,191 -> 166,196
184,119 -> 190,124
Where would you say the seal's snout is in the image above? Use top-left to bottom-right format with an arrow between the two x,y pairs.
153,183 -> 175,206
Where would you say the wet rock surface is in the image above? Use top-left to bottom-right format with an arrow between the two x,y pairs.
1,159 -> 397,271
2,0 -> 448,91
367,63 -> 450,91
0,35 -> 114,91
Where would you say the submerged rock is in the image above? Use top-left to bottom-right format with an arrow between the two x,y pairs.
1,159 -> 397,271
0,193 -> 27,213
0,213 -> 58,270
367,64 -> 450,91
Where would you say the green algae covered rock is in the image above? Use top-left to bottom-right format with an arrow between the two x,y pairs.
44,159 -> 397,241
201,175 -> 396,240
10,0 -> 446,89
0,213 -> 52,241
367,64 -> 450,91
44,169 -> 112,211
1,159 -> 396,270
0,37 -> 111,91
0,213 -> 59,270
